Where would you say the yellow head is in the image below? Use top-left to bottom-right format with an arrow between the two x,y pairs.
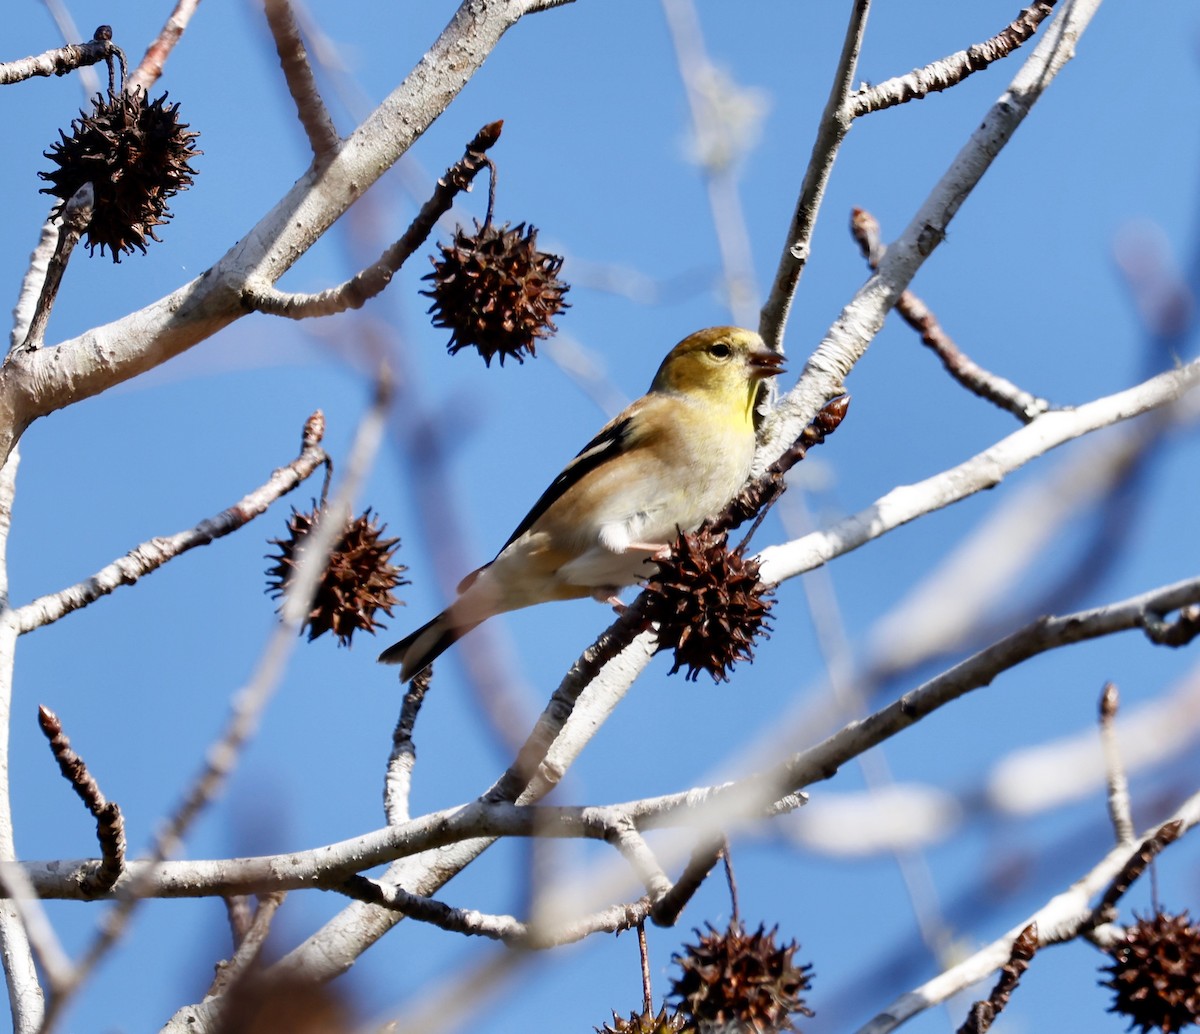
650,326 -> 784,425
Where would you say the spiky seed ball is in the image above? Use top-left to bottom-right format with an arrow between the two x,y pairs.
670,922 -> 814,1033
40,88 -> 200,261
422,220 -> 569,366
643,527 -> 774,683
265,505 -> 408,647
595,1005 -> 693,1033
1100,910 -> 1200,1033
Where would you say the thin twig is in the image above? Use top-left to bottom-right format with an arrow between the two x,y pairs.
637,922 -> 653,1016
127,0 -> 200,94
849,207 -> 1051,422
0,25 -> 122,86
37,706 -> 126,895
850,2 -> 1057,117
1091,819 -> 1183,922
955,923 -> 1038,1034
1143,604 -> 1200,646
756,0 -> 1101,473
384,668 -> 431,826
0,862 -> 72,996
1099,683 -> 1135,844
18,184 -> 94,354
206,892 -> 287,998
650,837 -> 724,927
223,895 -> 255,948
338,873 -> 648,947
486,597 -> 652,804
245,121 -> 504,318
263,0 -> 340,162
606,823 -> 674,904
756,358 -> 1200,587
759,0 -> 870,350
13,411 -> 329,634
771,578 -> 1200,800
721,841 -> 740,924
713,394 -> 850,536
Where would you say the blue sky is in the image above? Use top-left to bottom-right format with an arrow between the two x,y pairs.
1,2 -> 1199,1032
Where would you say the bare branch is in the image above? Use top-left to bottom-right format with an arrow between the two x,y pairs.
1099,683 -> 1135,845
855,800 -> 1200,1034
757,0 -> 1101,470
206,893 -> 287,999
37,707 -> 126,895
605,822 -> 674,904
127,0 -> 200,94
339,873 -> 648,947
756,359 -> 1200,587
849,207 -> 1050,422
772,577 -> 1200,799
850,2 -> 1057,117
1143,603 -> 1200,647
15,183 -> 93,355
650,837 -> 724,927
0,861 -> 71,997
244,121 -> 503,318
384,668 -> 431,826
262,0 -> 340,162
12,411 -> 330,634
0,26 -> 123,86
23,786 -> 804,902
955,923 -> 1038,1034
1091,819 -> 1183,922
759,0 -> 870,349
0,442 -> 38,1031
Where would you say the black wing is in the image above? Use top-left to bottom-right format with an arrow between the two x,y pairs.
496,414 -> 635,554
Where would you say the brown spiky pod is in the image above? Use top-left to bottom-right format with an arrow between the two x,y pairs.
670,922 -> 814,1032
596,1006 -> 693,1033
1100,910 -> 1200,1033
643,528 -> 774,683
265,504 -> 407,646
40,88 -> 200,261
423,220 -> 569,365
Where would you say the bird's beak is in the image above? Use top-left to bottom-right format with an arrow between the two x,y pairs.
748,349 -> 786,380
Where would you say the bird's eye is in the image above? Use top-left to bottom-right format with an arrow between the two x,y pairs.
708,342 -> 732,359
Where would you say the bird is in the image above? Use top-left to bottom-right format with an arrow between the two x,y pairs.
379,326 -> 784,681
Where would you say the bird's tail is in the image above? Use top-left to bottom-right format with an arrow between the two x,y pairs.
377,611 -> 481,682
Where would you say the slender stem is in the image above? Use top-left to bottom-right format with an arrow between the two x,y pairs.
637,922 -> 653,1016
1099,682 -> 1135,844
262,0 -> 340,163
759,0 -> 870,350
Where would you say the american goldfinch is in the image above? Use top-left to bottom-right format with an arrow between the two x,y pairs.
379,326 -> 783,681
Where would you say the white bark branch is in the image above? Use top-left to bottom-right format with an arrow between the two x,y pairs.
756,0 -> 1101,469
854,796 -> 1200,1034
756,358 -> 1200,586
12,415 -> 328,634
